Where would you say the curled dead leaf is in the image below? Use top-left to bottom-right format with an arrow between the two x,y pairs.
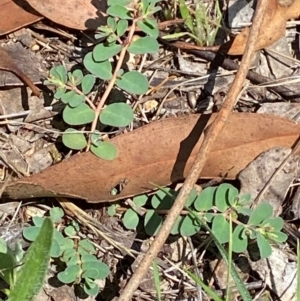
222,0 -> 300,55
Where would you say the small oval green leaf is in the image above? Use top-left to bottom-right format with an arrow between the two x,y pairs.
107,5 -> 132,19
171,216 -> 184,235
61,90 -> 76,104
232,224 -> 248,253
60,239 -> 75,253
63,248 -> 77,262
123,209 -> 139,230
54,87 -> 66,99
194,187 -> 216,211
33,216 -> 45,227
107,17 -> 117,31
62,128 -> 87,150
57,265 -> 81,283
186,188 -> 197,208
67,254 -> 80,266
51,65 -> 67,84
151,188 -> 176,210
133,194 -> 148,207
84,53 -> 112,80
64,225 -> 77,237
215,183 -> 237,211
261,217 -> 284,232
81,74 -> 95,94
49,66 -> 60,80
269,231 -> 287,243
100,103 -> 134,127
91,141 -> 117,160
82,261 -> 110,279
79,239 -> 95,253
50,239 -> 61,258
54,231 -> 65,245
71,69 -> 84,85
81,254 -> 98,263
128,37 -> 159,54
82,268 -> 98,279
257,232 -> 272,259
144,210 -> 162,236
63,103 -> 95,125
117,19 -> 128,36
93,43 -> 122,61
84,279 -> 99,296
116,71 -> 148,95
137,19 -> 159,38
50,207 -> 64,223
68,94 -> 85,108
248,203 -> 273,225
23,226 -> 41,242
212,215 -> 230,244
180,214 -> 201,236
107,205 -> 116,216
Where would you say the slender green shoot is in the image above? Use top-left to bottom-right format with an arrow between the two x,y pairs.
226,215 -> 233,301
152,260 -> 162,301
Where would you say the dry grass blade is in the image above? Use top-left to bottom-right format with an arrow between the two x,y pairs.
118,0 -> 270,300
57,198 -> 137,257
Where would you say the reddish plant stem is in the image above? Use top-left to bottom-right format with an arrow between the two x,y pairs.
65,84 -> 96,110
86,20 -> 138,151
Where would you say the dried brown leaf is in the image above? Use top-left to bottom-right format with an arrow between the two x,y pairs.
0,0 -> 42,36
2,113 -> 300,203
222,0 -> 300,55
0,46 -> 40,96
25,0 -> 107,30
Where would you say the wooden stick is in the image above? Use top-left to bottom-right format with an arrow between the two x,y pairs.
0,47 -> 40,97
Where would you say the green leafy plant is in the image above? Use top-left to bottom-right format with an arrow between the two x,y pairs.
45,0 -> 161,160
163,0 -> 222,46
23,207 -> 110,296
113,183 -> 287,259
0,218 -> 53,301
187,209 -> 253,301
157,207 -> 252,301
185,211 -> 252,301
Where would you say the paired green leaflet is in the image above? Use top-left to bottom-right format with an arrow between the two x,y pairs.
45,0 -> 161,161
115,183 -> 287,259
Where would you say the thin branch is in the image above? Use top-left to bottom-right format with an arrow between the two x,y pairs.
86,20 -> 138,150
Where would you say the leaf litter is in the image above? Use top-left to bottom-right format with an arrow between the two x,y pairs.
0,0 -> 299,300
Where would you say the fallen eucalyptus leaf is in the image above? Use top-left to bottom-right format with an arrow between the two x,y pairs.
1,113 -> 300,203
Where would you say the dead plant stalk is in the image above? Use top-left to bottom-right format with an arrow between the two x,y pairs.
118,1 -> 270,300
